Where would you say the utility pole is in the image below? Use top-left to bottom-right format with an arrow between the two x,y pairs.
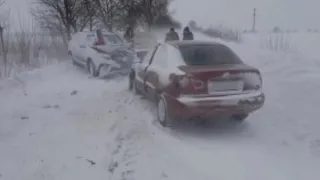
252,8 -> 256,32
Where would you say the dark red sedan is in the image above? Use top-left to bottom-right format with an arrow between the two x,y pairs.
129,40 -> 265,127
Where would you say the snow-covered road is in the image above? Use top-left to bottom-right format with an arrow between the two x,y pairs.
1,33 -> 320,180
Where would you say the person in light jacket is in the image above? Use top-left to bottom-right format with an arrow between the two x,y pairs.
165,28 -> 180,42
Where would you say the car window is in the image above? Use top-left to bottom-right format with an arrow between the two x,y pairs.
103,34 -> 123,45
178,44 -> 243,66
151,45 -> 168,68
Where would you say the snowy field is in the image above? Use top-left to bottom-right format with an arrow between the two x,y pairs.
1,32 -> 320,180
243,32 -> 320,60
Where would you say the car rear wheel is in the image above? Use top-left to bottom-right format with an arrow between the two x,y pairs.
87,59 -> 99,77
157,95 -> 173,127
231,114 -> 249,123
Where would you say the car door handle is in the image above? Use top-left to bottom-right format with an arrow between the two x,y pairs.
80,45 -> 86,48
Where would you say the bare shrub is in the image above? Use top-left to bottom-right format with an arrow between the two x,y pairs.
264,33 -> 291,52
0,14 -> 66,79
0,6 -> 10,78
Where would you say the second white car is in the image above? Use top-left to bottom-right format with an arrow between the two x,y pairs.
68,29 -> 136,77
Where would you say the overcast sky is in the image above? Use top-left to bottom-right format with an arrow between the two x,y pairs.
2,0 -> 320,31
171,0 -> 320,31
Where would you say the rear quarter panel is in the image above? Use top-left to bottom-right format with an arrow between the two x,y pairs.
147,65 -> 183,99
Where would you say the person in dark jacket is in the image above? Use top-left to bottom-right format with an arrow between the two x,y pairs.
165,28 -> 180,42
182,26 -> 194,40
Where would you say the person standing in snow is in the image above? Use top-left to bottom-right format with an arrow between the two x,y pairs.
165,28 -> 180,42
182,26 -> 194,40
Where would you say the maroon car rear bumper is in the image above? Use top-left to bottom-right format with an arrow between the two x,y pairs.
165,91 -> 265,120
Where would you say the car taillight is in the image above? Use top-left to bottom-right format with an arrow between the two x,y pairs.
177,76 -> 190,88
170,74 -> 204,92
190,77 -> 204,90
241,72 -> 262,90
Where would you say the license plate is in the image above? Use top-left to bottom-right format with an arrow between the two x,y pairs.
208,80 -> 244,94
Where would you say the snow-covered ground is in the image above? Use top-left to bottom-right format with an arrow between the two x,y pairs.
243,32 -> 320,60
1,32 -> 320,180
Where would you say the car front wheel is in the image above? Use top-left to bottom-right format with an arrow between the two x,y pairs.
128,71 -> 134,90
87,59 -> 99,77
131,78 -> 141,95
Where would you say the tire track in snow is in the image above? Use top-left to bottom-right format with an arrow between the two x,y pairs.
65,76 -> 150,180
71,85 -> 139,180
101,88 -> 155,180
107,131 -> 139,180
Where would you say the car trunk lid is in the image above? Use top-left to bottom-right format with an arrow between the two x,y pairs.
176,64 -> 261,95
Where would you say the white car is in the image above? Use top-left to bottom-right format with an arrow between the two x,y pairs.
68,29 -> 136,77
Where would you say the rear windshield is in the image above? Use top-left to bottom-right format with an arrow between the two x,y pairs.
178,44 -> 243,66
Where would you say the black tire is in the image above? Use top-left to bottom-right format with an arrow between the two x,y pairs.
128,71 -> 141,94
128,71 -> 134,91
132,78 -> 141,95
87,59 -> 99,77
157,95 -> 173,127
231,114 -> 249,123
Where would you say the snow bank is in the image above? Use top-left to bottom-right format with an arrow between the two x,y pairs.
0,62 -> 151,180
